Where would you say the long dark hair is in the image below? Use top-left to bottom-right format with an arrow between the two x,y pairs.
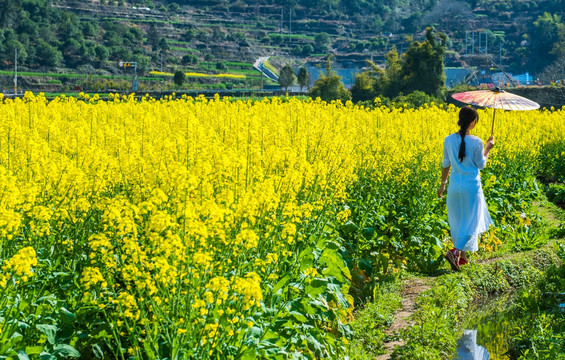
458,107 -> 478,162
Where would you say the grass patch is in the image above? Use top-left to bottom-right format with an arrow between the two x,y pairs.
348,276 -> 403,359
225,61 -> 254,68
391,274 -> 472,360
170,46 -> 199,53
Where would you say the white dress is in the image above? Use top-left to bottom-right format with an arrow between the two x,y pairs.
442,133 -> 493,252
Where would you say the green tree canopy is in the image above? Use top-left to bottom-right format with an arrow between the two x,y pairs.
350,28 -> 446,104
174,70 -> 186,87
308,56 -> 351,103
278,64 -> 296,91
529,12 -> 564,72
314,32 -> 331,53
351,72 -> 376,103
94,45 -> 110,63
35,39 -> 63,66
297,66 -> 310,92
399,27 -> 447,96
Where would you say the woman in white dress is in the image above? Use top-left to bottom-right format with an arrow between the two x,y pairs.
438,107 -> 495,271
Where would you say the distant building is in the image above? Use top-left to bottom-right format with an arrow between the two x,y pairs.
491,72 -> 533,87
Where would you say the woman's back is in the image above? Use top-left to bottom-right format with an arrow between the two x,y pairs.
443,133 -> 487,181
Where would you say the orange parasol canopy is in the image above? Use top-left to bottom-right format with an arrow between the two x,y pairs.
452,88 -> 540,135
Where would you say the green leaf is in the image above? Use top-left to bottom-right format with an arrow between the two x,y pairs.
240,347 -> 257,360
17,351 -> 30,360
341,220 -> 358,235
305,278 -> 328,297
298,248 -> 314,271
92,344 -> 104,358
361,226 -> 375,240
327,283 -> 351,308
52,344 -> 80,358
320,248 -> 350,282
271,275 -> 291,295
18,300 -> 30,312
17,321 -> 30,330
36,324 -> 57,345
24,346 -> 43,355
39,353 -> 56,360
142,340 -> 156,358
59,308 -> 76,324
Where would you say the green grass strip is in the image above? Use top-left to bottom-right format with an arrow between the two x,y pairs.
348,277 -> 403,359
170,46 -> 200,53
225,62 -> 254,68
0,70 -> 160,81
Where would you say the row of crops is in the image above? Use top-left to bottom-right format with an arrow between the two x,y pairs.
0,93 -> 564,359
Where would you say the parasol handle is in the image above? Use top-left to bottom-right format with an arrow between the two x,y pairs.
490,108 -> 497,136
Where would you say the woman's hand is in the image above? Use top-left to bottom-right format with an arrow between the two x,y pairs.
485,136 -> 495,151
438,184 -> 446,198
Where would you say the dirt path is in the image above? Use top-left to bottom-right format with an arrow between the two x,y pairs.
375,277 -> 434,360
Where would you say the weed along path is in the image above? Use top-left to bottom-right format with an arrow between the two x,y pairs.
376,277 -> 434,360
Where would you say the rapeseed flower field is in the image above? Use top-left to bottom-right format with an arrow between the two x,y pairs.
0,92 -> 563,359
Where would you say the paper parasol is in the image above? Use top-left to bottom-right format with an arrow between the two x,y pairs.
452,88 -> 540,135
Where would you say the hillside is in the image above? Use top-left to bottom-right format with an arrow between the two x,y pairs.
1,0 -> 565,93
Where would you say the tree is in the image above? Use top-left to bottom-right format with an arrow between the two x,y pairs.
132,53 -> 150,73
297,66 -> 310,92
351,72 -> 376,103
314,32 -> 331,53
4,39 -> 28,64
399,27 -> 447,96
231,31 -> 247,44
35,39 -> 63,66
183,29 -> 196,42
157,38 -> 169,52
302,44 -> 314,56
95,44 -> 109,63
174,70 -> 186,88
0,0 -> 22,27
168,2 -> 180,12
381,49 -> 402,98
147,23 -> 160,48
278,64 -> 296,91
181,54 -> 198,65
529,12 -> 564,72
269,33 -> 283,45
308,56 -> 351,103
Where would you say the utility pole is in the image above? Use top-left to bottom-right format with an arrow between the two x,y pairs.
465,31 -> 468,56
133,62 -> 138,92
280,8 -> 283,34
472,31 -> 475,54
289,9 -> 292,44
14,48 -> 18,95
